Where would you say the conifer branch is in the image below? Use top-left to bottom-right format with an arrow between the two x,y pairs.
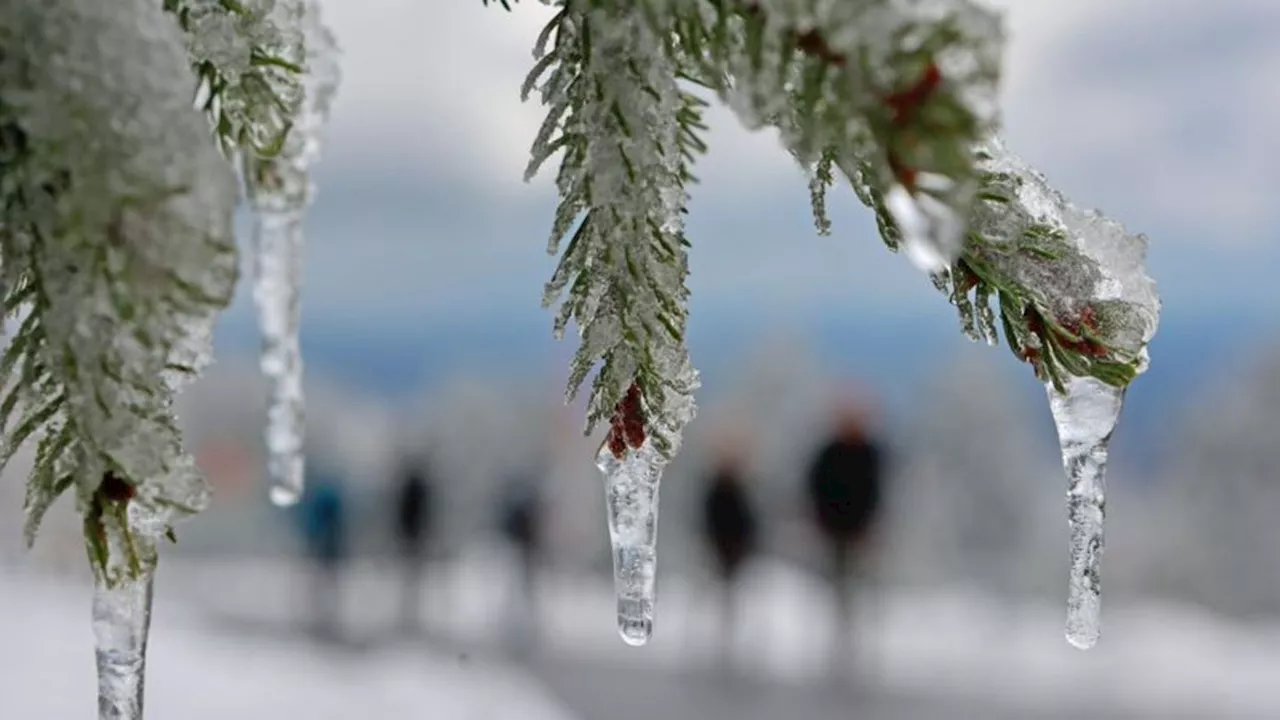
526,3 -> 703,459
943,141 -> 1158,392
1,0 -> 239,583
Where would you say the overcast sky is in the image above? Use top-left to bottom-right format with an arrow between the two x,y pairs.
219,0 -> 1280,336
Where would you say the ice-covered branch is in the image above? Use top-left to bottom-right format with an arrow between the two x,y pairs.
677,0 -> 1004,272
526,3 -> 701,459
950,139 -> 1159,391
514,2 -> 1164,649
0,0 -> 237,579
524,1 -> 704,645
943,139 -> 1159,647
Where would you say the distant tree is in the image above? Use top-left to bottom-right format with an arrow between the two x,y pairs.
888,350 -> 1060,598
1150,350 -> 1280,618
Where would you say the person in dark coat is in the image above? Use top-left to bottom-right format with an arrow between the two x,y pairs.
298,469 -> 347,641
499,475 -> 542,600
700,448 -> 759,661
394,458 -> 434,633
497,471 -> 545,652
806,399 -> 886,669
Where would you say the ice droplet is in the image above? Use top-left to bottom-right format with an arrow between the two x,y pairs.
93,569 -> 155,720
253,207 -> 306,508
883,179 -> 965,274
596,440 -> 665,646
1046,375 -> 1124,650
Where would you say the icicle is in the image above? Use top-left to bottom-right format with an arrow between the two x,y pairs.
248,1 -> 340,507
252,208 -> 306,507
883,175 -> 966,274
1046,375 -> 1125,650
93,568 -> 155,720
592,381 -> 667,646
596,439 -> 665,646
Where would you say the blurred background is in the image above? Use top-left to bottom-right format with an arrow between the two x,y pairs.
6,0 -> 1280,718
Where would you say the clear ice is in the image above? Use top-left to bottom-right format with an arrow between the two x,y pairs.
93,570 -> 155,720
884,176 -> 967,275
252,207 -> 306,507
596,440 -> 665,646
248,1 -> 340,507
1047,376 -> 1124,649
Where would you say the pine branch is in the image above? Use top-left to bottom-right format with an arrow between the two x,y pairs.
665,0 -> 1003,265
526,2 -> 703,459
649,1 -> 1157,389
0,0 -> 239,584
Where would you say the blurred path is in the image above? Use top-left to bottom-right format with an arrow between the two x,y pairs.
528,654 -> 1192,720
145,553 -> 1280,720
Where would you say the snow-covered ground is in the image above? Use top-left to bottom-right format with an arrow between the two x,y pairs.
7,546 -> 1280,718
170,545 -> 1280,717
0,564 -> 578,720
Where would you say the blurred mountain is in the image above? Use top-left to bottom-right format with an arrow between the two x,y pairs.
213,309 -> 1276,477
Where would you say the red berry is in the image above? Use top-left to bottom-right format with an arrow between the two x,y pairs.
101,472 -> 135,503
885,62 -> 942,126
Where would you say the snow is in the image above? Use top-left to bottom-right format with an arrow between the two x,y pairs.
18,549 -> 1264,718
0,568 -> 579,720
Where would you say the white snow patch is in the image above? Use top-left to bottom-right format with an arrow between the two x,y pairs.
0,569 -> 579,720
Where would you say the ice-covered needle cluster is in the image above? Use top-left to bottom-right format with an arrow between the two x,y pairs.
1,0 -> 236,555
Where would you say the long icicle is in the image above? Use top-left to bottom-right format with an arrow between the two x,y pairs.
248,1 -> 340,507
93,567 -> 155,720
1046,375 -> 1125,649
252,206 -> 306,507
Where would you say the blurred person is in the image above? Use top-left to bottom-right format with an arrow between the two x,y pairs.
393,456 -> 435,634
297,465 -> 348,642
699,437 -> 759,665
497,468 -> 544,652
806,395 -> 886,674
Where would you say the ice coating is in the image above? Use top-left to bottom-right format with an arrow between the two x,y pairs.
93,570 -> 155,720
972,138 -> 1161,362
596,440 -> 665,646
884,176 -> 967,274
247,1 -> 340,506
1,0 -> 237,541
1047,376 -> 1124,649
252,206 -> 306,506
715,0 -> 1001,278
175,0 -> 306,153
528,6 -> 699,456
